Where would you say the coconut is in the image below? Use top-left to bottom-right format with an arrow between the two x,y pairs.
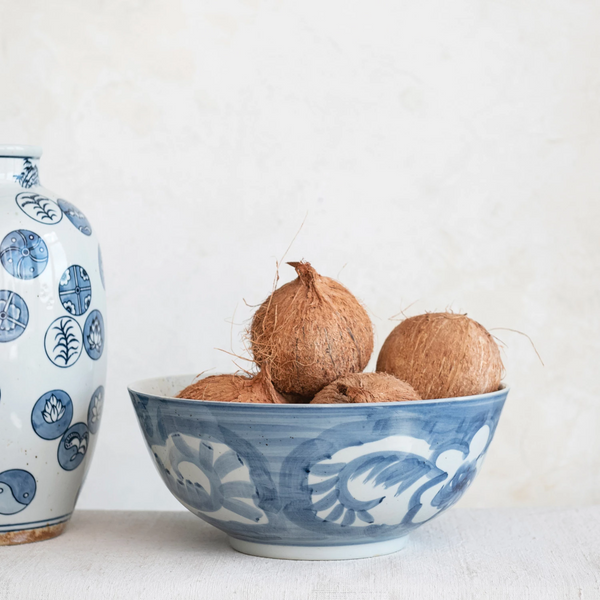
250,261 -> 374,397
376,312 -> 503,400
176,370 -> 286,404
311,372 -> 421,404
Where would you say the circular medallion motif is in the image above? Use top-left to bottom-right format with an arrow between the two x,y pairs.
15,192 -> 62,224
59,265 -> 92,316
44,316 -> 83,368
57,198 -> 92,236
31,390 -> 73,440
57,423 -> 89,471
83,310 -> 104,360
0,469 -> 36,515
0,290 -> 29,343
0,230 -> 48,280
87,386 -> 104,435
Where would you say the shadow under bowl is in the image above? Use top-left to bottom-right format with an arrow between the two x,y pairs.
128,374 -> 508,560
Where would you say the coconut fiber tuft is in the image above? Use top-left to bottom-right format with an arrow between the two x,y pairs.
376,312 -> 503,400
311,372 -> 421,404
177,369 -> 286,403
250,261 -> 374,397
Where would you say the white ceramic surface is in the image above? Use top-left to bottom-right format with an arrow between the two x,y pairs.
227,536 -> 409,561
0,145 -> 107,544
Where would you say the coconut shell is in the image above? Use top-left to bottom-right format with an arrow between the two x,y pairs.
176,370 -> 287,404
311,372 -> 421,404
250,261 -> 374,397
376,312 -> 503,400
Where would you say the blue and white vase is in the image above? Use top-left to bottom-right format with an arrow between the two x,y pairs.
0,145 -> 106,545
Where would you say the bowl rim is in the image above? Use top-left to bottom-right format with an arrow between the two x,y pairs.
127,373 -> 509,408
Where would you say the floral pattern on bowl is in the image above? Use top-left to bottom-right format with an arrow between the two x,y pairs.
129,375 -> 508,560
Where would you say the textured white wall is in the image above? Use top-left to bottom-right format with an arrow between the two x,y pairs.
1,0 -> 599,511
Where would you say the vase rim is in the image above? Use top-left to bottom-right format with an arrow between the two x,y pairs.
0,145 -> 43,159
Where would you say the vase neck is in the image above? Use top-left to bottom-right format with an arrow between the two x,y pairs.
0,145 -> 43,188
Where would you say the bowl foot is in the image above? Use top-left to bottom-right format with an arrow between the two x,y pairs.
228,535 -> 408,560
0,521 -> 68,546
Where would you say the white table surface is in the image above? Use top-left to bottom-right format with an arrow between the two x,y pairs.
0,507 -> 598,599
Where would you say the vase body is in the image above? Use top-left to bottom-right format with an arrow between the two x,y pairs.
0,145 -> 106,545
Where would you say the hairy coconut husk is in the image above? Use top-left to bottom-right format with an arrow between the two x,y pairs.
311,372 -> 421,404
250,261 -> 374,397
176,369 -> 286,403
376,312 -> 503,400
279,392 -> 313,404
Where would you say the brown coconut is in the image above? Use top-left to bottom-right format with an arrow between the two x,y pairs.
176,370 -> 287,404
250,261 -> 374,397
311,372 -> 421,404
376,312 -> 503,400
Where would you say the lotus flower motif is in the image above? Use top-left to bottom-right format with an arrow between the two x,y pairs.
42,395 -> 66,424
87,317 -> 103,352
90,392 -> 103,425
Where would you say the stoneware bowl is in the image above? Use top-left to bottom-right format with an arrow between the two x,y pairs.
128,375 -> 508,560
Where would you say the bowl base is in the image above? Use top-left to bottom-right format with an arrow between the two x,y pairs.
0,521 -> 68,546
228,535 -> 408,560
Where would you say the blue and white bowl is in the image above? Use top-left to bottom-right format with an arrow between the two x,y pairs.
129,375 -> 508,560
